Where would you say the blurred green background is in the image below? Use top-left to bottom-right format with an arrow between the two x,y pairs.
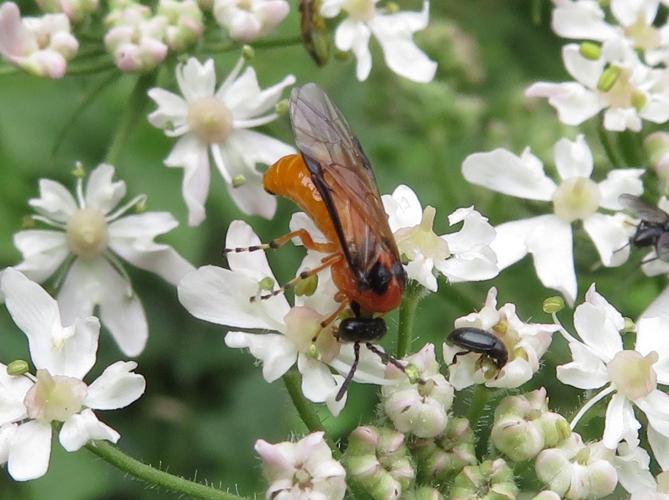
0,0 -> 664,497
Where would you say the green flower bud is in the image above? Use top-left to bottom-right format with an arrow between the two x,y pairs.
343,426 -> 415,499
451,459 -> 518,500
579,42 -> 601,60
259,277 -> 275,291
275,99 -> 290,116
412,417 -> 476,482
542,296 -> 565,314
7,360 -> 30,376
492,388 -> 570,462
72,162 -> 86,178
242,45 -> 255,60
232,175 -> 247,188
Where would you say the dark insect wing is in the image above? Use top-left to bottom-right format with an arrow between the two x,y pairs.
656,233 -> 669,262
289,83 -> 400,278
619,194 -> 669,224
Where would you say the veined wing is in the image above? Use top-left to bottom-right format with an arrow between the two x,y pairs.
619,194 -> 669,224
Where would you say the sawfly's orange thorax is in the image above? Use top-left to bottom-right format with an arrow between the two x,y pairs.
264,153 -> 405,315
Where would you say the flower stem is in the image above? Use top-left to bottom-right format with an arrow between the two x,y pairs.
282,370 -> 340,458
467,384 -> 496,459
597,124 -> 625,168
105,71 -> 157,165
85,441 -> 246,500
396,281 -> 423,358
618,130 -> 644,167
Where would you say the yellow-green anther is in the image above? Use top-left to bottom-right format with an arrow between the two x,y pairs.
632,90 -> 647,111
259,277 -> 275,291
579,42 -> 602,60
543,296 -> 565,314
275,99 -> 289,116
335,49 -> 352,61
242,45 -> 255,60
307,343 -> 319,358
295,274 -> 318,296
622,317 -> 636,334
72,161 -> 86,178
597,65 -> 622,92
385,2 -> 399,12
134,197 -> 146,213
7,360 -> 30,376
232,174 -> 247,188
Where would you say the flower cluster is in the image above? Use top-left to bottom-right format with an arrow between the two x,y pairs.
0,269 -> 145,481
527,0 -> 669,131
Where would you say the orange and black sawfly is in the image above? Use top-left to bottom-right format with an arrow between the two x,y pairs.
226,83 -> 408,400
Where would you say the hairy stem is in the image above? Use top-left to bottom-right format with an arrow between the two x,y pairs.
282,370 -> 340,458
396,281 -> 423,358
85,441 -> 246,500
105,71 -> 157,165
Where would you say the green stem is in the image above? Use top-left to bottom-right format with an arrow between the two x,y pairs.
282,370 -> 340,458
597,124 -> 625,167
85,441 -> 246,500
205,35 -> 303,53
396,282 -> 423,358
105,71 -> 157,165
467,384 -> 493,459
0,65 -> 18,76
618,130 -> 644,167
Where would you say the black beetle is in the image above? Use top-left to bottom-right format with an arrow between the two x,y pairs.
447,327 -> 508,371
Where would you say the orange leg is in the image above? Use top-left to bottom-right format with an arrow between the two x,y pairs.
250,253 -> 343,302
225,229 -> 337,254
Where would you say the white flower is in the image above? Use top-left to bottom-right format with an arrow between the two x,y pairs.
255,432 -> 346,500
148,57 -> 295,226
382,344 -> 454,438
13,163 -> 194,356
462,135 -> 643,304
535,434 -> 618,498
382,184 -> 498,292
444,287 -> 558,390
104,1 -> 168,72
556,285 -> 669,466
551,0 -> 669,66
0,269 -> 145,481
613,438 -> 657,496
526,38 -> 669,131
630,470 -> 669,499
213,0 -> 289,42
0,2 -> 79,78
178,220 -> 387,413
320,0 -> 436,82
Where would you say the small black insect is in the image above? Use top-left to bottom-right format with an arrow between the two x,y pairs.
447,327 -> 508,371
619,193 -> 669,263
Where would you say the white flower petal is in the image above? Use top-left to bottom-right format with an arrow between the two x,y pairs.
636,317 -> 669,384
598,169 -> 645,209
58,259 -> 147,358
574,302 -> 623,361
176,57 -> 216,102
648,424 -> 669,469
611,0 -> 658,27
298,354 -> 337,403
526,215 -> 577,305
382,184 -> 423,231
225,332 -> 296,382
109,212 -> 194,285
329,344 -> 389,385
59,409 -> 119,452
294,252 -> 340,316
462,147 -> 556,201
13,230 -> 69,283
226,220 -> 280,281
584,283 -> 625,330
604,107 -> 642,132
405,256 -> 437,291
84,361 -> 145,410
147,88 -> 189,132
557,341 -> 609,389
561,44 -> 606,89
489,217 -> 540,270
335,19 -> 372,81
28,179 -> 77,223
486,358 -> 533,388
0,424 -> 17,465
0,366 -> 31,425
583,213 -> 630,267
444,207 -> 496,253
8,420 -> 52,481
84,164 -> 126,214
436,249 -> 498,283
163,133 -> 210,227
526,81 -> 603,126
554,135 -> 594,180
368,3 -> 436,83
223,71 -> 295,119
443,344 -> 483,390
289,212 -> 328,244
551,0 -> 617,41
325,375 -> 347,416
603,394 -> 639,448
636,390 -> 669,437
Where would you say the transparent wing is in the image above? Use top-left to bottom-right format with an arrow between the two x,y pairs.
289,83 -> 399,276
619,194 -> 669,224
